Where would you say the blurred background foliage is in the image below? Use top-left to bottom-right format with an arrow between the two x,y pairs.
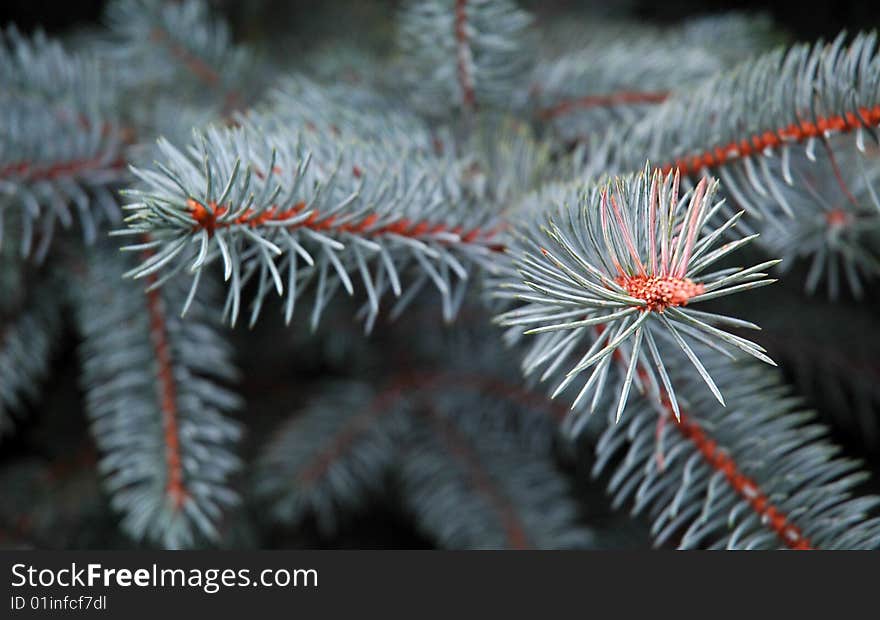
1,0 -> 879,549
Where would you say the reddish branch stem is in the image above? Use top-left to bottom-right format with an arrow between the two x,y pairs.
597,325 -> 813,549
295,371 -> 559,513
0,100 -> 135,184
143,249 -> 187,509
660,105 -> 880,176
454,0 -> 476,109
642,366 -> 813,549
539,91 -> 669,120
296,383 -> 408,485
0,156 -> 126,183
820,136 -> 860,208
186,198 -> 503,249
148,27 -> 241,114
150,27 -> 220,86
421,404 -> 533,549
295,371 -> 565,548
671,408 -> 812,550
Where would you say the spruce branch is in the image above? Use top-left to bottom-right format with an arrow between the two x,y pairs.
534,12 -> 780,64
495,168 -> 777,426
601,33 -> 880,223
118,113 -> 501,329
6,0 -> 880,553
266,76 -> 439,155
593,348 -> 880,549
255,369 -> 593,549
0,28 -> 127,257
526,12 -> 781,144
0,237 -> 26,314
530,13 -> 789,142
459,116 -> 558,206
675,12 -> 783,62
0,26 -> 117,112
754,146 -> 880,297
579,32 -> 880,297
0,277 -> 62,437
71,242 -> 242,549
103,0 -> 253,113
0,455 -> 125,550
399,397 -> 594,550
398,0 -> 534,117
528,40 -> 719,141
254,383 -> 402,534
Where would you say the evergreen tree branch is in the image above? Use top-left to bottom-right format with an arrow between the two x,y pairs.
494,168 -> 777,422
0,276 -> 62,437
255,383 -> 403,534
609,33 -> 880,181
71,241 -> 242,549
398,0 -> 534,117
593,33 -> 880,237
256,370 -> 593,548
528,12 -> 782,142
494,170 -> 880,549
753,146 -> 880,297
538,91 -> 671,121
117,107 -> 502,328
593,348 -> 880,549
399,399 -> 593,549
103,0 -> 253,114
0,27 -> 127,256
565,32 -> 880,297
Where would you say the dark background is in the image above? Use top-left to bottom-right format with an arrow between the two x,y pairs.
1,0 -> 879,41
